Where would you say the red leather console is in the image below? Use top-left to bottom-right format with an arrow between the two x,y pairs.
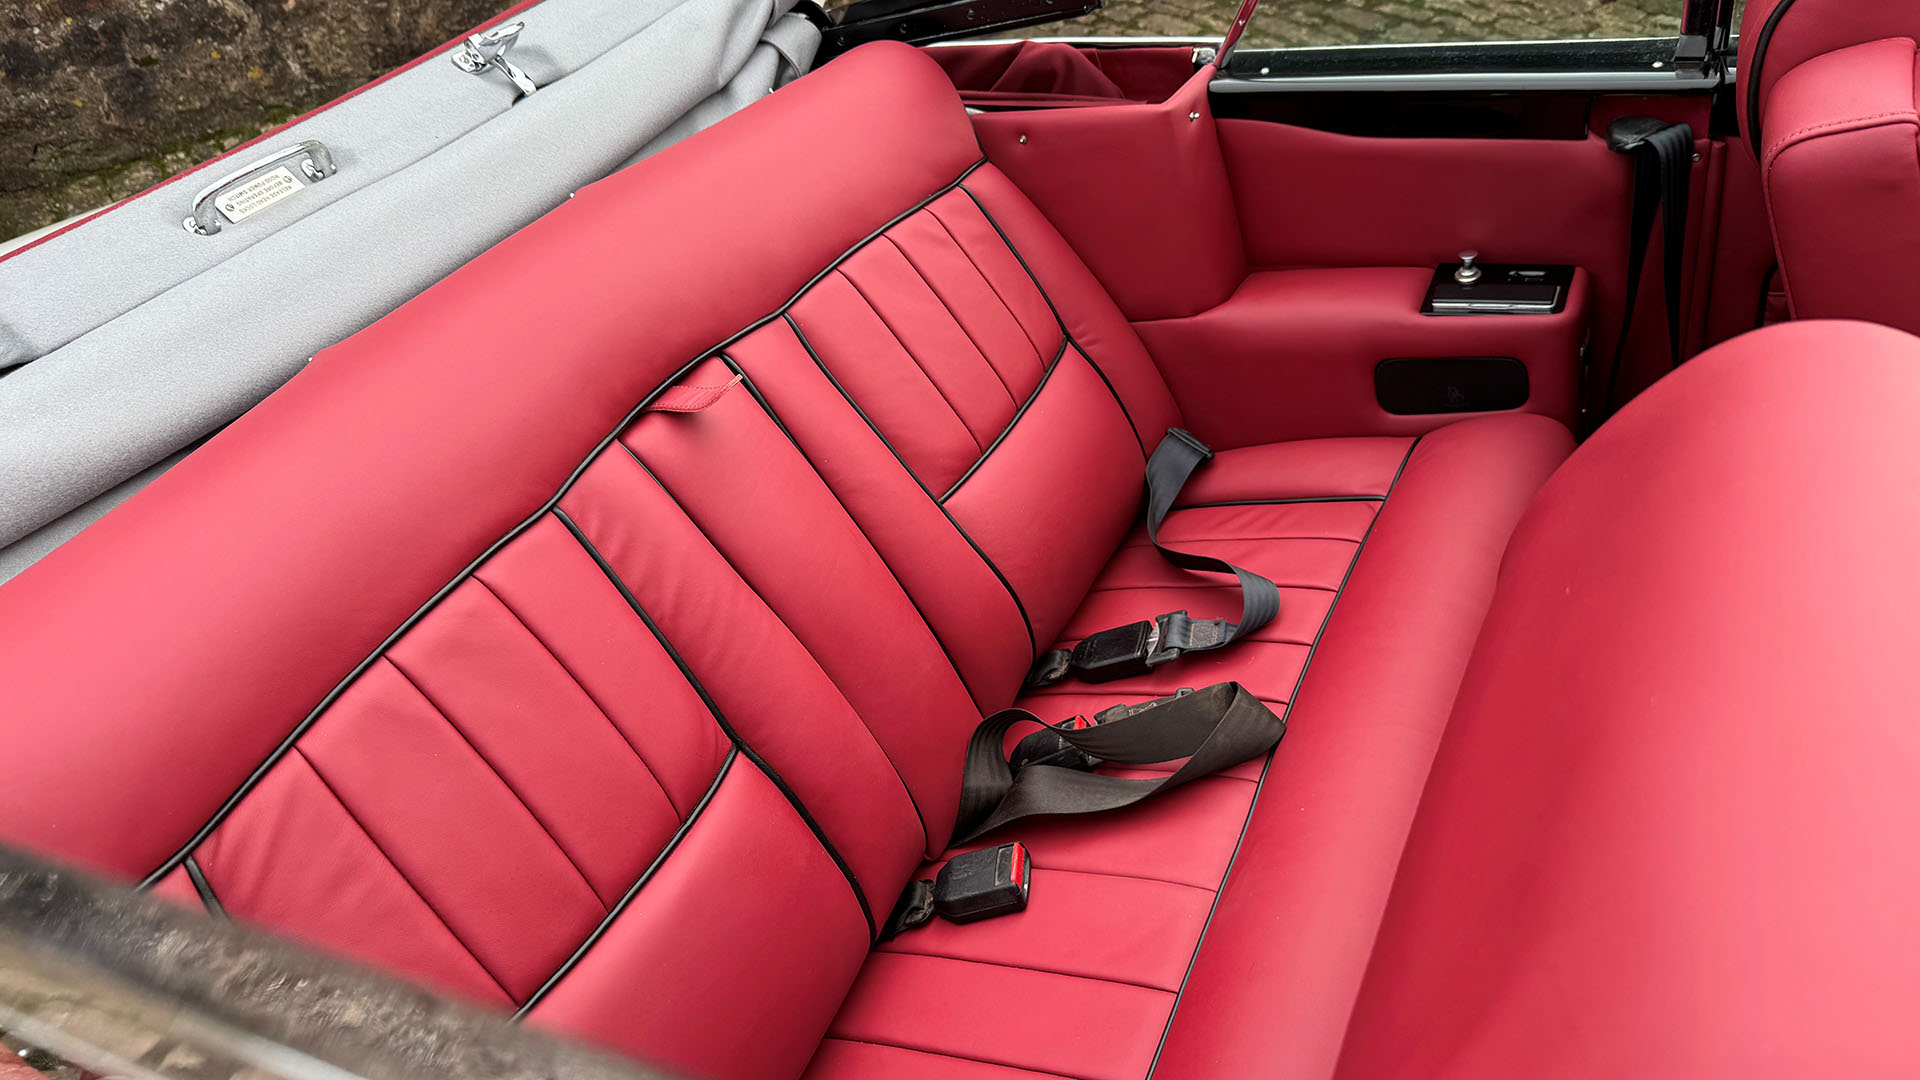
1,38 -> 1913,1080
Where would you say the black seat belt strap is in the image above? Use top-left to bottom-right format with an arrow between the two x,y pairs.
1602,117 -> 1693,421
950,681 -> 1284,846
1029,429 -> 1281,687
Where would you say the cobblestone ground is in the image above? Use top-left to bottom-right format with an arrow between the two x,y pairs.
1015,0 -> 1685,45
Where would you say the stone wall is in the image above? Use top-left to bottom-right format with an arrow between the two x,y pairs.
0,0 -> 504,240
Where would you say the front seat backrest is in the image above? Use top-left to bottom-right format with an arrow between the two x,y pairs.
1738,0 -> 1920,334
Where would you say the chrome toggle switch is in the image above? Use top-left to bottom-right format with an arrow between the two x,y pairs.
1454,250 -> 1483,285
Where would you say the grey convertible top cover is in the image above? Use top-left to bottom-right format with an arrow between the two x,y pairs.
0,0 -> 817,582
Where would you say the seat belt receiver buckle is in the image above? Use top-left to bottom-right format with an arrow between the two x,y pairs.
933,843 -> 1031,924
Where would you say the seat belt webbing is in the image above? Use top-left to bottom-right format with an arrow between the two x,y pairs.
1144,427 -> 1281,646
1029,428 -> 1281,687
950,681 -> 1284,845
1602,117 -> 1693,422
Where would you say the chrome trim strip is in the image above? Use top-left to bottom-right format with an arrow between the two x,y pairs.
933,33 -> 1671,50
1210,69 -> 1716,93
1235,34 -> 1669,52
927,35 -> 1221,46
1429,299 -> 1561,314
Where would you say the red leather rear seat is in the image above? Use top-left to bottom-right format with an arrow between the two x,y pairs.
0,44 -> 1569,1080
819,417 -> 1567,1080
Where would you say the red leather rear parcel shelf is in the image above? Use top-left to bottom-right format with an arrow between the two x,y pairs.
0,44 -> 1581,1079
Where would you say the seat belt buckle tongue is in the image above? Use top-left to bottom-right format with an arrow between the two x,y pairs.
1093,685 -> 1196,725
1069,618 -> 1164,683
1009,714 -> 1100,773
933,843 -> 1031,924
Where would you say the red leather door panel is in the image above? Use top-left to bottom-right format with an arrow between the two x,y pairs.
960,59 -> 1726,444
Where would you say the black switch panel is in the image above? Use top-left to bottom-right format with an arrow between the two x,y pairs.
1375,357 -> 1530,415
1424,264 -> 1573,315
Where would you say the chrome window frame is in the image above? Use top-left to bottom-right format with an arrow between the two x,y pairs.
936,0 -> 1737,95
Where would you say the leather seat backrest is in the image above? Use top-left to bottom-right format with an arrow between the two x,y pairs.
0,43 -> 1181,1079
1737,0 -> 1920,333
1337,320 -> 1920,1077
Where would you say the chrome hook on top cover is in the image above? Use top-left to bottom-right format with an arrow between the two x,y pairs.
452,21 -> 540,100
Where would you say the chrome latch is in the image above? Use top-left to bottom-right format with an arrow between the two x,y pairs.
453,22 -> 539,100
182,140 -> 335,236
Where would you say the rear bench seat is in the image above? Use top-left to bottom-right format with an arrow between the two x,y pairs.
0,44 -> 1569,1080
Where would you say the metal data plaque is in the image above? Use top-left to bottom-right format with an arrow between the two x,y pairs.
182,140 -> 336,236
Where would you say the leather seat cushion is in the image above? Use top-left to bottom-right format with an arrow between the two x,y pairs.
810,414 -> 1571,1079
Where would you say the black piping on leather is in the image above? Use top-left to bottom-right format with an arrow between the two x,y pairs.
941,339 -> 1070,501
1180,495 -> 1389,509
720,354 -> 800,446
1746,0 -> 1802,161
720,355 -> 997,715
784,312 -> 1039,659
610,438 -> 933,856
134,346 -> 707,890
182,856 -> 225,919
515,748 -> 738,1015
137,158 -> 990,889
555,507 -> 878,941
382,653 -> 609,906
956,183 -> 1152,463
1145,436 -> 1420,1076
